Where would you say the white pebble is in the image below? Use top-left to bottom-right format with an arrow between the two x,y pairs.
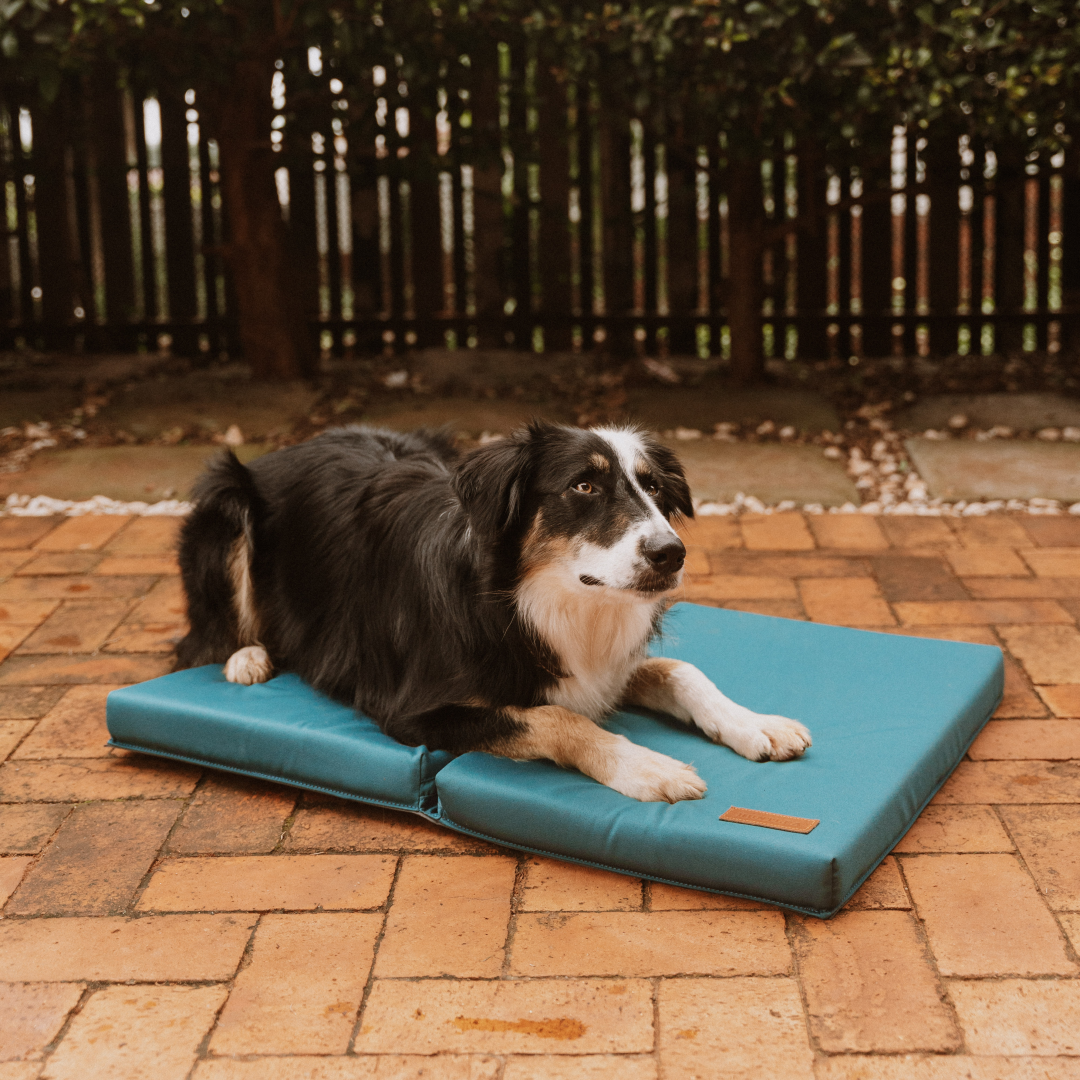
674,427 -> 703,441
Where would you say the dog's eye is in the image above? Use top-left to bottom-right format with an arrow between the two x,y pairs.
644,481 -> 660,497
573,481 -> 594,494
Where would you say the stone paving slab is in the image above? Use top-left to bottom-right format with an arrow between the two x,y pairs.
661,439 -> 859,505
896,392 -> 1080,433
625,385 -> 841,433
360,396 -> 577,434
97,375 -> 320,441
1,432 -> 858,507
2,510 -> 1080,1076
0,444 -> 267,502
906,438 -> 1080,503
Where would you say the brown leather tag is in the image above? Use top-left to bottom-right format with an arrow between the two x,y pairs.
719,806 -> 820,834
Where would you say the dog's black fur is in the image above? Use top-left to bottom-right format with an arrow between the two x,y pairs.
176,422 -> 693,755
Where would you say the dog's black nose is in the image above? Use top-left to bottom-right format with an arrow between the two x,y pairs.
641,535 -> 685,571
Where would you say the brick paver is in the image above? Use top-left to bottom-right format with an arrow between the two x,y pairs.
31,515 -> 131,552
902,853 -> 1076,976
137,853 -> 396,911
1039,683 -> 1080,715
791,909 -> 959,1052
1,511 -> 1079,1076
658,978 -> 815,1080
892,804 -> 1014,853
374,855 -> 516,977
12,684 -> 117,758
0,982 -> 83,1062
42,983 -> 227,1080
210,912 -> 381,1054
509,910 -> 790,977
171,773 -> 297,854
520,856 -> 642,911
6,799 -> 178,915
3,685 -> 57,719
806,514 -> 889,550
799,577 -> 896,626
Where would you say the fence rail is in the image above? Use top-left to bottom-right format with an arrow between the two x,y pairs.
2,48 -> 1078,363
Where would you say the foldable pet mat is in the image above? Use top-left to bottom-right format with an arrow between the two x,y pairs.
106,604 -> 1002,917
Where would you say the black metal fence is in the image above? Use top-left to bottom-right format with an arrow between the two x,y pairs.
2,47 -> 1078,362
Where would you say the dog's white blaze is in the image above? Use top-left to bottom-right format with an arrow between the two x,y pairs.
571,526 -> 657,590
516,560 -> 662,721
569,427 -> 681,589
515,426 -> 687,718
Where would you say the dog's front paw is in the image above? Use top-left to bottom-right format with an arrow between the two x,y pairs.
721,713 -> 812,762
224,645 -> 273,685
605,737 -> 707,803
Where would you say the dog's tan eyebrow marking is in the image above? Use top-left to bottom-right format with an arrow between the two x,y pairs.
634,457 -> 652,478
589,452 -> 610,471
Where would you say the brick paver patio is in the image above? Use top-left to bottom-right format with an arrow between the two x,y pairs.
2,510 -> 1080,1078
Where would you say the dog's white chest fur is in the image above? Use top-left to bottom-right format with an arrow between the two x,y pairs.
516,565 -> 659,721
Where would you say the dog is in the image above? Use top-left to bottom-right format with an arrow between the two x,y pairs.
175,421 -> 811,802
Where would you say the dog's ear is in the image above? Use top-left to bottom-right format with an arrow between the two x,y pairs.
454,430 -> 535,537
644,439 -> 694,521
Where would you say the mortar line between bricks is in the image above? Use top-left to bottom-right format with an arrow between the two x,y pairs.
992,801 -> 1080,973
345,852 -> 403,1055
783,909 -> 824,1059
269,789 -> 302,854
0,759 -> 78,917
118,794 -> 204,915
499,851 -> 529,979
649,975 -> 661,1066
0,699 -> 50,760
162,769 -> 217,857
351,972 -> 802,982
194,912 -> 265,1068
0,851 -> 40,917
0,801 -> 73,861
891,854 -> 968,1055
30,981 -> 97,1076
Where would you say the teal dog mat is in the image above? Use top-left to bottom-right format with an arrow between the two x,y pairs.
106,603 -> 1002,917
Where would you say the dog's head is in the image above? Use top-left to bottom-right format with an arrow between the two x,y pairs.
455,421 -> 693,595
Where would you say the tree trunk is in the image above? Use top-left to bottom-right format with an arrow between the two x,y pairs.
214,56 -> 313,380
726,158 -> 765,385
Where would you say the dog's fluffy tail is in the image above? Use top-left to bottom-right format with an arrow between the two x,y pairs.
175,450 -> 262,670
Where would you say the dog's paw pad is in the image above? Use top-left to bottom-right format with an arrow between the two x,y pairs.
224,645 -> 273,685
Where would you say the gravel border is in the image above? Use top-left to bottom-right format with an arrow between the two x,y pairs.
5,400 -> 1080,518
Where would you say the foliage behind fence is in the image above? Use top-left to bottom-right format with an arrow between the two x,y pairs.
1,42 -> 1078,364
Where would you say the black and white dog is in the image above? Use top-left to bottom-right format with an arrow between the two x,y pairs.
176,422 -> 810,802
